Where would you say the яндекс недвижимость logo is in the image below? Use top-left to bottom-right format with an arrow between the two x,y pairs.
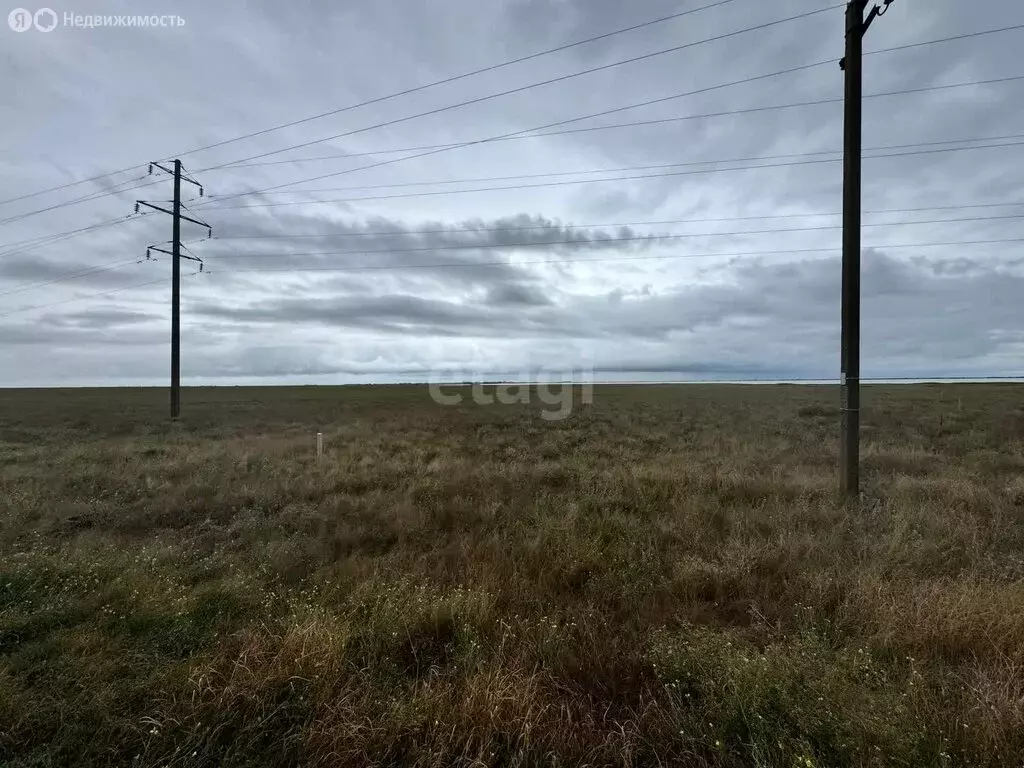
8,7 -> 57,31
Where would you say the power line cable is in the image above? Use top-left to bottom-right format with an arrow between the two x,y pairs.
194,217 -> 1024,262
195,236 -> 1024,275
9,204 -> 1024,296
0,166 -> 149,210
862,23 -> 1024,59
0,175 -> 178,228
4,237 -> 1020,317
9,140 -> 1024,292
14,74 -> 1016,228
197,4 -> 843,177
0,258 -> 150,299
0,276 -> 165,317
0,216 -> 135,254
11,21 -> 1018,229
0,271 -> 203,318
8,196 -> 1021,295
200,141 -> 1024,210
0,0 -> 739,209
0,174 -> 155,228
173,0 -> 743,161
0,213 -> 153,261
200,23 -> 1024,205
209,76 -> 1024,171
206,136 -> 1024,198
207,201 -> 1024,241
8,18 -> 1022,219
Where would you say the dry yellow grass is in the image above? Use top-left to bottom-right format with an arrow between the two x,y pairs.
0,383 -> 1022,766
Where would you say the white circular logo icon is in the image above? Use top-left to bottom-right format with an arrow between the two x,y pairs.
8,7 -> 32,31
33,7 -> 57,31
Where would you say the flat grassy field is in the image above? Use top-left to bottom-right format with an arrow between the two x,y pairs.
1,384 -> 1023,767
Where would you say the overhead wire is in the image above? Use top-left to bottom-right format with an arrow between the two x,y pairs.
0,258 -> 152,299
6,205 -> 1023,298
0,0 -> 740,209
207,201 -> 1024,241
0,166 -> 150,210
7,17 -> 1022,236
194,236 -> 1024,274
199,141 -> 1024,210
0,174 -> 155,227
198,22 -> 1024,206
4,202 -> 1021,300
3,235 -> 1022,318
8,205 -> 1024,299
0,212 -> 155,261
209,76 -> 1024,171
10,73 -> 1019,227
196,4 -> 844,177
5,17 -> 1024,329
204,137 -> 1024,199
192,217 -> 1024,264
0,270 -> 203,319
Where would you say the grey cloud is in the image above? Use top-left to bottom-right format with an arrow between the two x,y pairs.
186,248 -> 1024,378
0,255 -> 103,283
3,0 -> 1023,385
206,211 -> 664,256
487,282 -> 553,306
198,211 -> 669,300
0,321 -> 166,347
193,293 -> 530,334
0,255 -> 152,287
44,308 -> 160,329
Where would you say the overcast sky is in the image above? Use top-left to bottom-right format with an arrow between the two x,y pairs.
1,0 -> 1022,386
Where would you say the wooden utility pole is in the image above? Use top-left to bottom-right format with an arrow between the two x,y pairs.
171,159 -> 182,419
135,161 -> 211,419
840,0 -> 893,498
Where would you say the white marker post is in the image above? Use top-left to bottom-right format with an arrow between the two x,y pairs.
316,432 -> 323,464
